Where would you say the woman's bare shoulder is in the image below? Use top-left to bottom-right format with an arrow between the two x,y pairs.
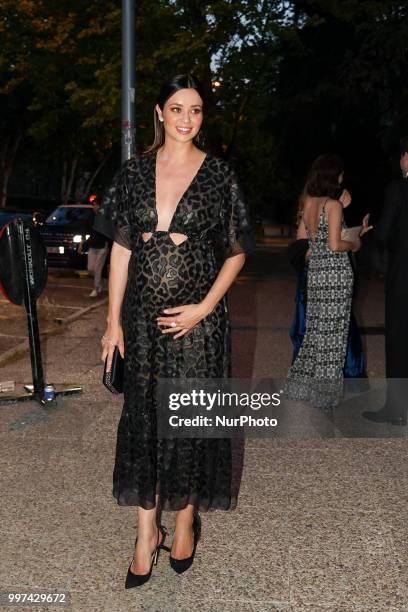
324,197 -> 342,210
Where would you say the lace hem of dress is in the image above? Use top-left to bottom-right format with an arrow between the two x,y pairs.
112,487 -> 237,511
284,376 -> 344,410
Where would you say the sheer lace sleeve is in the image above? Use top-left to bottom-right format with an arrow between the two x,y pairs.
93,161 -> 131,250
220,164 -> 256,259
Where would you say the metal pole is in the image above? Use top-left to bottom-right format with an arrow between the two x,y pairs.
0,220 -> 82,407
122,0 -> 136,162
18,221 -> 45,398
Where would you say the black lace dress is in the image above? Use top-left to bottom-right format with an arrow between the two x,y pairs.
94,151 -> 254,511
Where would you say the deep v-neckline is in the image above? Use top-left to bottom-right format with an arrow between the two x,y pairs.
153,150 -> 208,232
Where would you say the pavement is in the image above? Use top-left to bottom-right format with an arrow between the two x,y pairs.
0,269 -> 108,365
0,248 -> 407,611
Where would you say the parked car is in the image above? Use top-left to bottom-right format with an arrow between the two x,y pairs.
40,204 -> 95,267
0,208 -> 39,230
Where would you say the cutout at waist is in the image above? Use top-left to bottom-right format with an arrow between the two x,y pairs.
141,231 -> 188,246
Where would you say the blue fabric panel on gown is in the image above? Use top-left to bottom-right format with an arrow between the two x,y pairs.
290,266 -> 366,378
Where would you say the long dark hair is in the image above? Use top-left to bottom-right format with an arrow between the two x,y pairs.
144,73 -> 206,154
304,153 -> 344,199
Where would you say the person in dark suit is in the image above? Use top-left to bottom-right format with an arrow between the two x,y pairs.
363,137 -> 408,425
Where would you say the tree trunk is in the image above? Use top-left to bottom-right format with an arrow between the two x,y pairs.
0,132 -> 22,208
61,160 -> 68,202
224,93 -> 250,160
83,151 -> 113,200
61,158 -> 78,204
67,158 -> 78,202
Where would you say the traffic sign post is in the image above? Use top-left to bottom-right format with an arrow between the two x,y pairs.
0,219 -> 82,406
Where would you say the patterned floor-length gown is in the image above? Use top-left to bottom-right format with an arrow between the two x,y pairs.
95,151 -> 254,510
286,201 -> 354,409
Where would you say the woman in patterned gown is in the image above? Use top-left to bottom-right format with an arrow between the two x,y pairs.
289,188 -> 368,379
96,74 -> 254,586
285,154 -> 371,410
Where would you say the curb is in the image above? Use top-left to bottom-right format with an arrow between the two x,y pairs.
0,298 -> 107,367
54,297 -> 107,325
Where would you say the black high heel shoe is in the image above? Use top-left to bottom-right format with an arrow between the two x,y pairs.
169,512 -> 201,574
125,525 -> 170,589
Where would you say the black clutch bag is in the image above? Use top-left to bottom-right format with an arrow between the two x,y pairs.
103,346 -> 124,394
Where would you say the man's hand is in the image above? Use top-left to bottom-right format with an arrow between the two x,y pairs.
360,213 -> 373,237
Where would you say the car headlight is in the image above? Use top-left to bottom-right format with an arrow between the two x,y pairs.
85,234 -> 90,240
73,235 -> 82,243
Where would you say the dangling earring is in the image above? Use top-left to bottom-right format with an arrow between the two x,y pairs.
158,115 -> 164,123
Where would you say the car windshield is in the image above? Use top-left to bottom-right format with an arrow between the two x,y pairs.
45,207 -> 93,225
0,211 -> 32,228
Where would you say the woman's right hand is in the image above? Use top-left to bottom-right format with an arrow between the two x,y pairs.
101,323 -> 124,372
351,237 -> 361,253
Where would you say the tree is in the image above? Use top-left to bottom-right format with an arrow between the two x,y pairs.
0,1 -> 37,205
2,0 -> 406,219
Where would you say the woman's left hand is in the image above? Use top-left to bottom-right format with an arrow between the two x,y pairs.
360,213 -> 373,237
156,303 -> 209,340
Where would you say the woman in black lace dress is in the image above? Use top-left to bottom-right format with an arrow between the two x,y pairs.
96,74 -> 254,586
